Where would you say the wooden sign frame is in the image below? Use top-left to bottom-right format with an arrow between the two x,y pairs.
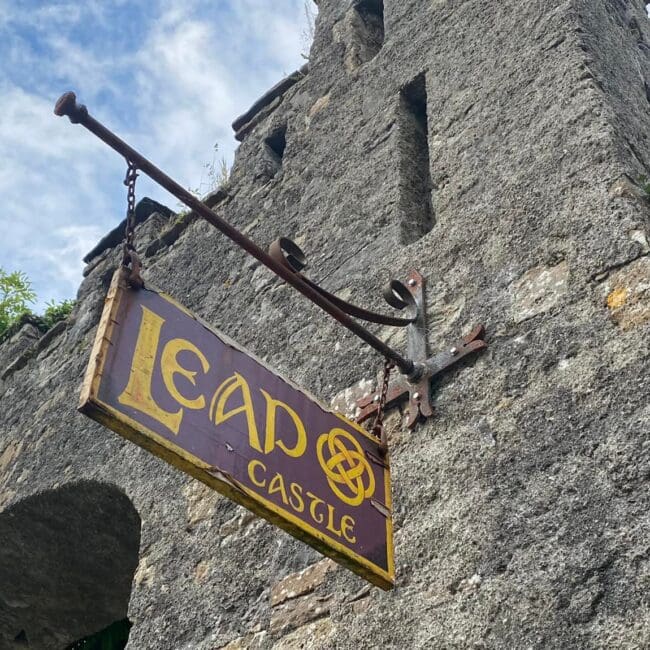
80,268 -> 394,589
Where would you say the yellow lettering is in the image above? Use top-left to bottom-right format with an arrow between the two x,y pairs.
288,482 -> 305,513
326,504 -> 342,537
260,390 -> 307,457
268,473 -> 289,505
306,491 -> 325,524
248,460 -> 267,488
210,373 -> 260,451
118,306 -> 182,434
161,338 -> 209,410
341,515 -> 356,544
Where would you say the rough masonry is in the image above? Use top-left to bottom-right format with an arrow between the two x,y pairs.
1,0 -> 649,648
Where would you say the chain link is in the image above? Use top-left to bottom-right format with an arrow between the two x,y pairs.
123,160 -> 138,262
121,160 -> 144,288
371,358 -> 394,451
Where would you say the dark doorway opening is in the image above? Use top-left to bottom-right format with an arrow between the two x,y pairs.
0,481 -> 141,649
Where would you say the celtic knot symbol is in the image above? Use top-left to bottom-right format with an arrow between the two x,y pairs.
316,428 -> 375,507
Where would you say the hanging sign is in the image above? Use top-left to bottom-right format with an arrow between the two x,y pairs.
79,268 -> 394,589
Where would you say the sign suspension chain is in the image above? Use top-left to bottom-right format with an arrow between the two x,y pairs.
122,160 -> 144,289
371,359 -> 394,455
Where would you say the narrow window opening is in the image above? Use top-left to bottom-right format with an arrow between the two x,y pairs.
351,0 -> 385,64
265,126 -> 287,162
398,73 -> 435,244
259,125 -> 287,181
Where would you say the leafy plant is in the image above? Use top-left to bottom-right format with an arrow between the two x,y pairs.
0,268 -> 75,341
174,210 -> 192,226
0,268 -> 36,338
43,298 -> 75,329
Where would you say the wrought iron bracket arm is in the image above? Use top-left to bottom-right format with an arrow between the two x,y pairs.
53,90 -> 488,428
355,270 -> 487,429
267,248 -> 488,429
268,238 -> 418,328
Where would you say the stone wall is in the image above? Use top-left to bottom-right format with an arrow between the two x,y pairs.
1,0 -> 649,648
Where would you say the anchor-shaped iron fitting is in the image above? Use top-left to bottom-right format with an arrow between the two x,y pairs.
268,240 -> 487,430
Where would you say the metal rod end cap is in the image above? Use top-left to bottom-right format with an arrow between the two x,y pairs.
54,91 -> 87,123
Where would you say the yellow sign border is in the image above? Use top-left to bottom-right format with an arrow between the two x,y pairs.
79,269 -> 395,590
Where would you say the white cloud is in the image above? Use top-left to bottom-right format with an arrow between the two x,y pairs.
0,0 -> 312,312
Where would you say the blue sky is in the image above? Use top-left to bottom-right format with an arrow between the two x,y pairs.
0,0 -> 313,311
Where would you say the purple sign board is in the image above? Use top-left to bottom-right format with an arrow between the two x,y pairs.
80,269 -> 395,589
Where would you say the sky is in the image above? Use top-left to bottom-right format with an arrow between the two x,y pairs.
0,0 -> 314,311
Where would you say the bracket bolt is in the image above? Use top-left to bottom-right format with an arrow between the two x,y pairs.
412,392 -> 421,400
373,395 -> 380,403
450,347 -> 458,356
408,278 -> 417,287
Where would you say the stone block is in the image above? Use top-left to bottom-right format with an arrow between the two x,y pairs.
183,480 -> 219,526
270,593 -> 332,635
272,618 -> 335,650
511,261 -> 569,323
271,559 -> 336,607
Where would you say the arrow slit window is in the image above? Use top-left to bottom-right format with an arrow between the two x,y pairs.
352,0 -> 385,63
398,73 -> 434,244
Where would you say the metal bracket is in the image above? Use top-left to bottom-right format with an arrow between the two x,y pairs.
356,271 -> 487,430
53,91 -> 488,433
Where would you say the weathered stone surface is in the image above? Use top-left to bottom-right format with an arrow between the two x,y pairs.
511,261 -> 570,323
271,618 -> 335,650
330,377 -> 374,420
183,479 -> 220,526
1,1 -> 650,648
0,440 -> 22,478
0,323 -> 41,379
602,257 -> 650,330
220,630 -> 267,650
305,93 -> 331,129
270,559 -> 336,606
269,593 -> 332,635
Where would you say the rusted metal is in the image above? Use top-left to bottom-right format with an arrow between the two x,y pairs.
122,160 -> 143,288
356,323 -> 488,428
371,358 -> 394,454
54,91 -> 415,375
269,237 -> 416,327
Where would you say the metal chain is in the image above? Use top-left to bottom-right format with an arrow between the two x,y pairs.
371,358 -> 394,451
123,160 -> 138,262
122,160 -> 144,288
